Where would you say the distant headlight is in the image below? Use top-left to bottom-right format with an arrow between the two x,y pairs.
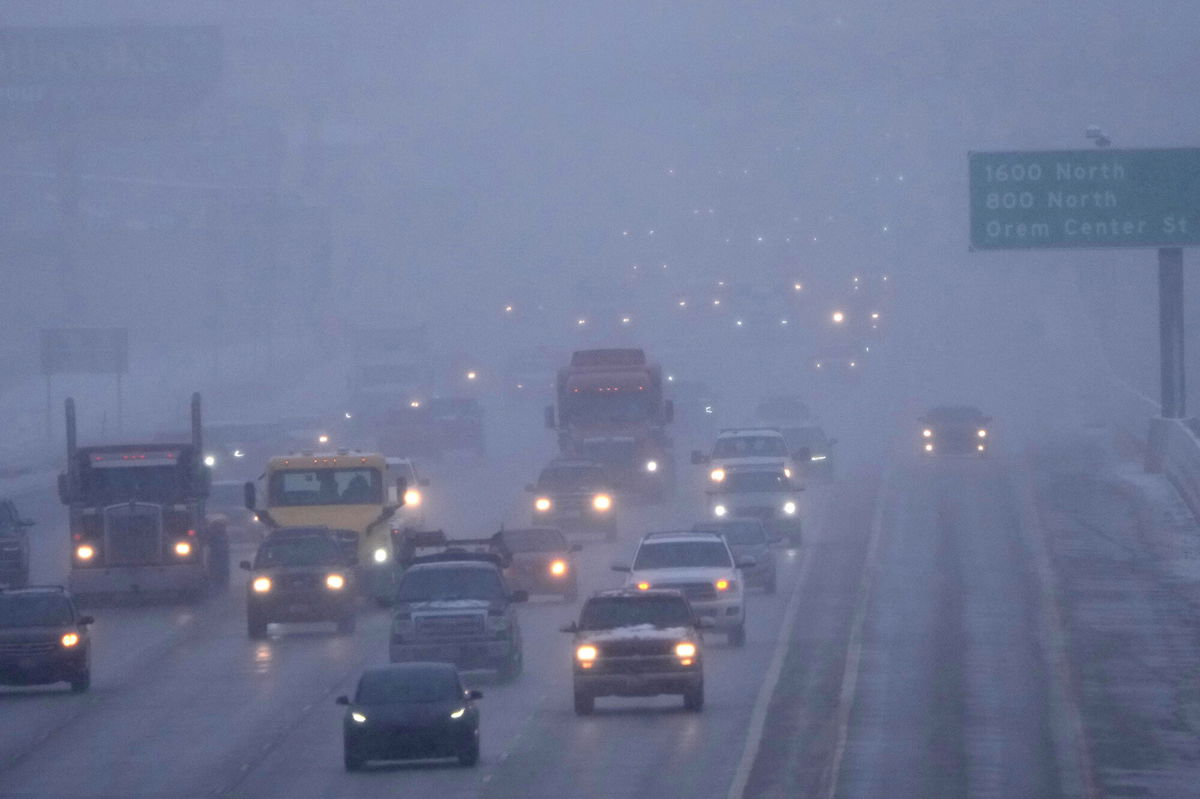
75,544 -> 95,561
645,460 -> 658,473
373,547 -> 388,564
61,632 -> 80,648
318,434 -> 329,444
173,541 -> 192,557
977,444 -> 986,452
549,559 -> 568,577
922,429 -> 933,438
710,468 -> 726,482
325,573 -> 345,590
233,449 -> 245,458
977,429 -> 987,438
810,454 -> 827,462
535,497 -> 552,512
783,467 -> 792,478
714,504 -> 728,517
592,494 -> 612,511
924,443 -> 934,453
203,455 -> 216,467
782,501 -> 797,515
576,645 -> 598,662
252,576 -> 272,593
404,489 -> 422,507
675,642 -> 697,658
450,707 -> 466,719
351,712 -> 367,724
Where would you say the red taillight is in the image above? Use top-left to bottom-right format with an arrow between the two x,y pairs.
186,529 -> 196,537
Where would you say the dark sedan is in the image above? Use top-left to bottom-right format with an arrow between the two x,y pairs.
0,586 -> 93,693
338,662 -> 482,770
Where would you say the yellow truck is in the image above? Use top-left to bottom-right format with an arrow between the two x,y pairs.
243,451 -> 406,604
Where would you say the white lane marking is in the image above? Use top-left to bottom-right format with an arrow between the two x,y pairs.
1013,465 -> 1099,799
822,465 -> 893,799
725,505 -> 820,798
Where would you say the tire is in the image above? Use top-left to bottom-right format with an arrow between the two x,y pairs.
458,737 -> 480,767
69,669 -> 91,694
343,744 -> 365,772
336,614 -> 356,635
683,683 -> 704,712
573,688 -> 594,715
728,623 -> 746,648
247,614 -> 268,640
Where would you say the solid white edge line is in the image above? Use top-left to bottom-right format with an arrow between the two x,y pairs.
822,465 -> 893,799
725,536 -> 815,799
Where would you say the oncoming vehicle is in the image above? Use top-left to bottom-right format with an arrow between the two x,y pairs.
562,589 -> 707,714
389,549 -> 526,680
615,531 -> 750,646
527,459 -> 617,540
0,587 -> 93,693
338,663 -> 483,770
240,527 -> 358,639
920,406 -> 992,456
386,457 -> 430,531
493,527 -> 581,600
706,467 -> 803,547
691,428 -> 794,485
245,451 -> 406,605
693,518 -> 777,593
0,500 -> 34,589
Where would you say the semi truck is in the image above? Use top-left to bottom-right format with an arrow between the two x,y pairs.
59,393 -> 228,599
544,349 -> 674,501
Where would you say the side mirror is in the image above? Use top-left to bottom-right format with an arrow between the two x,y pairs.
77,615 -> 94,626
544,406 -> 555,430
239,560 -> 253,571
243,481 -> 256,510
335,695 -> 350,706
510,590 -> 529,603
559,621 -> 579,633
569,543 -> 583,553
610,563 -> 630,572
736,556 -> 757,569
466,689 -> 483,700
664,399 -> 675,424
690,450 -> 708,465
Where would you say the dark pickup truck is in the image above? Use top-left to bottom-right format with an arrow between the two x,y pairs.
0,500 -> 34,588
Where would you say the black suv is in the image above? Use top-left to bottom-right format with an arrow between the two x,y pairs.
527,459 -> 618,540
0,499 -> 34,588
562,588 -> 708,714
0,586 -> 93,693
241,527 -> 358,639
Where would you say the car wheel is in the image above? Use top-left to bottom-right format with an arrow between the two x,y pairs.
69,669 -> 91,694
728,624 -> 746,647
247,614 -> 268,640
683,684 -> 704,712
458,736 -> 480,767
573,688 -> 595,715
336,614 -> 356,635
343,744 -> 365,772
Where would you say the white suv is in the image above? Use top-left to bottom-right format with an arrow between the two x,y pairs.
614,531 -> 749,646
690,428 -> 795,486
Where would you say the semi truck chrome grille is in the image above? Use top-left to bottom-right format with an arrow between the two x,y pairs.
104,504 -> 162,566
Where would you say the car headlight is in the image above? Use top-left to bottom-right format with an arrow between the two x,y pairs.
326,573 -> 345,590
977,429 -> 987,438
75,544 -> 95,561
645,460 -> 658,473
373,547 -> 388,563
576,644 -> 598,662
535,497 -> 552,512
715,578 -> 733,591
636,581 -> 651,590
710,468 -> 726,482
924,443 -> 934,453
549,559 -> 568,577
61,632 -> 80,648
782,501 -> 797,515
174,541 -> 192,557
783,467 -> 792,478
203,455 -> 216,467
252,576 -> 272,593
450,707 -> 466,719
592,494 -> 612,511
714,504 -> 727,517
404,489 -> 421,507
675,642 -> 696,658
977,444 -> 986,452
810,454 -> 827,462
922,428 -> 933,438
351,711 -> 367,724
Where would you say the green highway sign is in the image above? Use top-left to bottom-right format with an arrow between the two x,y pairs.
969,148 -> 1200,249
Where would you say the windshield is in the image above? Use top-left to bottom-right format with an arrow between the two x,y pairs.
579,596 -> 692,630
502,529 -> 567,552
634,541 -> 732,570
713,436 -> 787,458
562,392 -> 654,425
268,468 -> 383,507
0,595 -> 73,628
694,521 -> 767,546
79,464 -> 184,503
538,467 -> 607,491
255,536 -> 344,568
355,667 -> 461,704
395,567 -> 506,602
723,471 -> 794,493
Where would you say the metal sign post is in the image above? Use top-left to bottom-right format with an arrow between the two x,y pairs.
1159,247 -> 1185,419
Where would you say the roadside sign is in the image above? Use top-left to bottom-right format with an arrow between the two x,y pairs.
40,328 -> 128,376
968,148 -> 1200,250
